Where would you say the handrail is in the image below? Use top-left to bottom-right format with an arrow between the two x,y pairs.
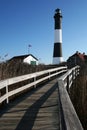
58,66 -> 80,91
0,66 -> 67,104
58,66 -> 83,130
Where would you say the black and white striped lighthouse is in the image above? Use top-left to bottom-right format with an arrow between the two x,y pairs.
52,8 -> 63,64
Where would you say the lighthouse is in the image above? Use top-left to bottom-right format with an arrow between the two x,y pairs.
52,9 -> 63,64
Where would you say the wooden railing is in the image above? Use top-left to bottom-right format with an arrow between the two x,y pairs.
59,66 -> 80,91
58,66 -> 83,130
0,66 -> 67,104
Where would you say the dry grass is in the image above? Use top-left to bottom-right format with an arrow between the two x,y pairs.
0,60 -> 66,107
70,66 -> 87,130
0,60 -> 66,80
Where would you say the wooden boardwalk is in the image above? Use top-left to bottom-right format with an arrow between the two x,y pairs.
0,78 -> 60,130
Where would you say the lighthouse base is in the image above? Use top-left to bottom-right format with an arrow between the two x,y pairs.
52,57 -> 63,64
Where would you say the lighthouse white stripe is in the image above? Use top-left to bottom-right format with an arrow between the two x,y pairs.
54,29 -> 62,43
52,57 -> 63,64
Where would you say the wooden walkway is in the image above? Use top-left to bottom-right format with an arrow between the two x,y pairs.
0,79 -> 60,130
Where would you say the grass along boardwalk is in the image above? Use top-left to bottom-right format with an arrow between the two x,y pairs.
0,78 -> 60,130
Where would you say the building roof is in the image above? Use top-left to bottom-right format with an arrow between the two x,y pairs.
68,51 -> 87,61
77,53 -> 85,61
9,54 -> 38,61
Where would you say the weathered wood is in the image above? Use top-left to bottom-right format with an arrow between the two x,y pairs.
59,66 -> 80,89
0,79 -> 60,130
58,66 -> 83,130
0,66 -> 82,130
0,66 -> 67,88
0,66 -> 67,104
58,79 -> 83,130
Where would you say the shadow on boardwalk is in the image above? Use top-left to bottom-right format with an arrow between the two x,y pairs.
15,83 -> 57,130
0,80 -> 58,130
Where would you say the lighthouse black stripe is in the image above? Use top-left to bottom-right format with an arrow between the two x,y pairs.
54,18 -> 62,29
53,43 -> 62,57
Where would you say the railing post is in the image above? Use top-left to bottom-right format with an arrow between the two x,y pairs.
67,75 -> 69,93
49,72 -> 51,80
75,68 -> 77,76
34,76 -> 36,88
6,80 -> 9,104
77,66 -> 80,75
75,67 -> 78,77
72,70 -> 74,81
74,68 -> 76,79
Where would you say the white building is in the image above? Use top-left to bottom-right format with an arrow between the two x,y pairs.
23,54 -> 38,65
9,54 -> 38,65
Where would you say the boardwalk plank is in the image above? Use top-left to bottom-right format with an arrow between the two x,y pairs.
0,79 -> 60,130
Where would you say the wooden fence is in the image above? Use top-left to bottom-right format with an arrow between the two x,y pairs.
0,66 -> 67,104
58,66 -> 83,130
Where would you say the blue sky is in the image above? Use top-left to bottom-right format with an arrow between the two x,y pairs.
0,0 -> 87,64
